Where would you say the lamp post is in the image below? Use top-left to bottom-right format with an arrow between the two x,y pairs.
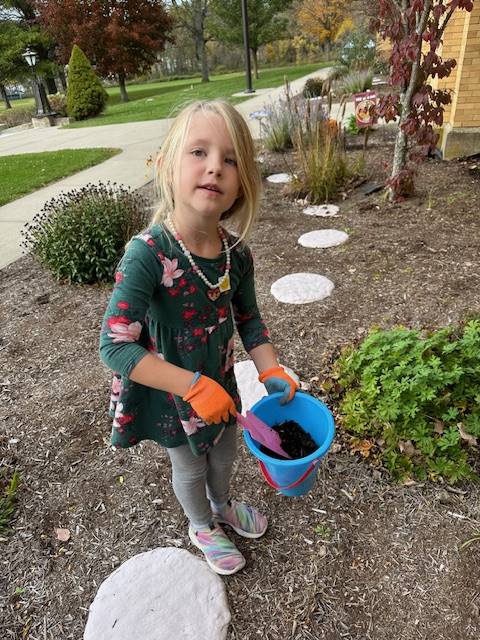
240,0 -> 254,94
22,48 -> 53,117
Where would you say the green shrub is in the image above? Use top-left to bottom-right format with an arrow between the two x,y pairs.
0,470 -> 19,535
345,113 -> 361,135
335,69 -> 373,96
327,321 -> 480,484
22,182 -> 150,284
303,77 -> 324,98
0,105 -> 35,127
66,45 -> 108,120
47,93 -> 68,117
337,29 -> 377,70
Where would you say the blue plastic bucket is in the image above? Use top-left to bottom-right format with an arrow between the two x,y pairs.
243,391 -> 335,497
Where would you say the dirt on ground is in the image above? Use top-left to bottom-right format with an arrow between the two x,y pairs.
1,128 -> 480,640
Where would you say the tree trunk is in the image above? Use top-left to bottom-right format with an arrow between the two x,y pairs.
58,68 -> 67,92
118,71 -> 129,102
251,48 -> 259,80
0,84 -> 12,109
193,4 -> 209,83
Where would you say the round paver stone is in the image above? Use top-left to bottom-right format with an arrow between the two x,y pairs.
84,548 -> 230,640
303,204 -> 339,217
234,360 -> 299,410
266,173 -> 292,183
298,229 -> 348,248
271,273 -> 334,304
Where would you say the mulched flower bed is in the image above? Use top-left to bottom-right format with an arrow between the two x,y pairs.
1,127 -> 480,640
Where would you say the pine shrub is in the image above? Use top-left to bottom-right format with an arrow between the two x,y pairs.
327,321 -> 480,484
66,45 -> 108,120
22,182 -> 150,284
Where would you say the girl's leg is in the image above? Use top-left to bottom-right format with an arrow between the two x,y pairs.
166,444 -> 212,528
208,425 -> 268,539
167,441 -> 246,576
206,425 -> 238,508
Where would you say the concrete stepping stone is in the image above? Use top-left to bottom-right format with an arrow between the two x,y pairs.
234,360 -> 299,410
271,273 -> 334,304
84,548 -> 230,640
303,204 -> 339,217
298,229 -> 348,248
266,173 -> 293,184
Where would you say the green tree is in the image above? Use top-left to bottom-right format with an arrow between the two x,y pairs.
171,1 -> 211,82
66,45 -> 108,120
209,0 -> 291,79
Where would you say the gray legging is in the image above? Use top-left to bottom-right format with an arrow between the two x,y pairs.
166,425 -> 237,529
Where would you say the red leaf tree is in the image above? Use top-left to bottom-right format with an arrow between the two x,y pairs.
36,0 -> 175,101
373,0 -> 474,199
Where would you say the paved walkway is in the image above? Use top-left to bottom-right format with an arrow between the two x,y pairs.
0,66 -> 349,269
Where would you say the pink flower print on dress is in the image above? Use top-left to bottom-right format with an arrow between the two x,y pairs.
138,232 -> 155,246
161,257 -> 184,287
114,271 -> 124,284
180,416 -> 207,436
107,316 -> 142,343
113,402 -> 133,433
109,374 -> 122,412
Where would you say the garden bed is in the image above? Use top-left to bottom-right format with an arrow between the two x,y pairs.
1,127 -> 480,639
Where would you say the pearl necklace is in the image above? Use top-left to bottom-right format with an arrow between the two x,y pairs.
166,217 -> 231,300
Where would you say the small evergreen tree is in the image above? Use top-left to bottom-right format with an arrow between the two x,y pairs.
66,45 -> 108,120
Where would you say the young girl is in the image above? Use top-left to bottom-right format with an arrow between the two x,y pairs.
99,99 -> 298,576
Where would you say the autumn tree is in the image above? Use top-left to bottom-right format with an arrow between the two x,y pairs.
295,0 -> 349,57
373,0 -> 474,199
209,0 -> 291,79
36,0 -> 175,102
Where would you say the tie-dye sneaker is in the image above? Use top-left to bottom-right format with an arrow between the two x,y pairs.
188,523 -> 246,576
213,499 -> 268,539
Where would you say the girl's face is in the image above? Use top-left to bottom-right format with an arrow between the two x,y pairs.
173,112 -> 241,223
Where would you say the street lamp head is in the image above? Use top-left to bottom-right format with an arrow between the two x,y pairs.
22,48 -> 38,67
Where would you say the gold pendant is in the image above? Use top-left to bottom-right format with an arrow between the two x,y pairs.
218,273 -> 231,293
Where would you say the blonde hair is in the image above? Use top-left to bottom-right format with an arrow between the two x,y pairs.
151,100 -> 261,243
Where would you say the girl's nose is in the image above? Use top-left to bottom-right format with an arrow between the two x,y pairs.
207,154 -> 222,175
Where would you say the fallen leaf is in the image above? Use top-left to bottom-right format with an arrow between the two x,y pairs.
55,528 -> 71,542
351,438 -> 374,458
457,423 -> 477,447
434,420 -> 445,434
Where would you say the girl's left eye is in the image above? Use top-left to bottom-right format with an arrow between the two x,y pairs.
225,157 -> 237,166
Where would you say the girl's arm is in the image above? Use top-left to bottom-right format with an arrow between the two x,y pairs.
129,353 -> 195,397
248,342 -> 279,374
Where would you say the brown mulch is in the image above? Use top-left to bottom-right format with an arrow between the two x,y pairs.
1,128 -> 480,640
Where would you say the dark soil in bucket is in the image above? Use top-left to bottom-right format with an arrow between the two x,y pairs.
259,420 -> 318,460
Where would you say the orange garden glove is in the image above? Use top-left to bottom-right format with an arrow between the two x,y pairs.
183,373 -> 237,424
258,366 -> 299,405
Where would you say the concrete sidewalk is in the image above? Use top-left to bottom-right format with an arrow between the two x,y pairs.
0,66 -> 340,270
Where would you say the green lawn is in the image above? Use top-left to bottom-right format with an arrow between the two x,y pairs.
65,62 -> 331,128
0,148 -> 121,206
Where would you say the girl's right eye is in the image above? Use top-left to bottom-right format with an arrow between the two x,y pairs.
191,149 -> 205,157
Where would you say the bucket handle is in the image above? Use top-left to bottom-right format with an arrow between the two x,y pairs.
258,459 -> 319,491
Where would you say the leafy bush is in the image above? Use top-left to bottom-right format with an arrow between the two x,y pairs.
327,321 -> 480,483
345,113 -> 361,135
0,105 -> 35,127
66,45 -> 108,120
47,93 -> 68,117
22,182 -> 150,284
335,69 -> 373,96
303,77 -> 324,98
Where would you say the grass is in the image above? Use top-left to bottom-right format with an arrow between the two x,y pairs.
63,62 -> 330,128
0,148 -> 121,206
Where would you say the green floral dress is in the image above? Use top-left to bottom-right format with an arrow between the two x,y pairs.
99,223 -> 271,456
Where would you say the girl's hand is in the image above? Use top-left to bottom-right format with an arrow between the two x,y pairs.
183,374 -> 237,424
258,366 -> 299,405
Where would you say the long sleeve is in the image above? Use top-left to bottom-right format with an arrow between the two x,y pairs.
99,237 -> 162,378
232,244 -> 271,353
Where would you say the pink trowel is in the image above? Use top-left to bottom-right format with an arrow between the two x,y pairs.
237,411 -> 292,459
